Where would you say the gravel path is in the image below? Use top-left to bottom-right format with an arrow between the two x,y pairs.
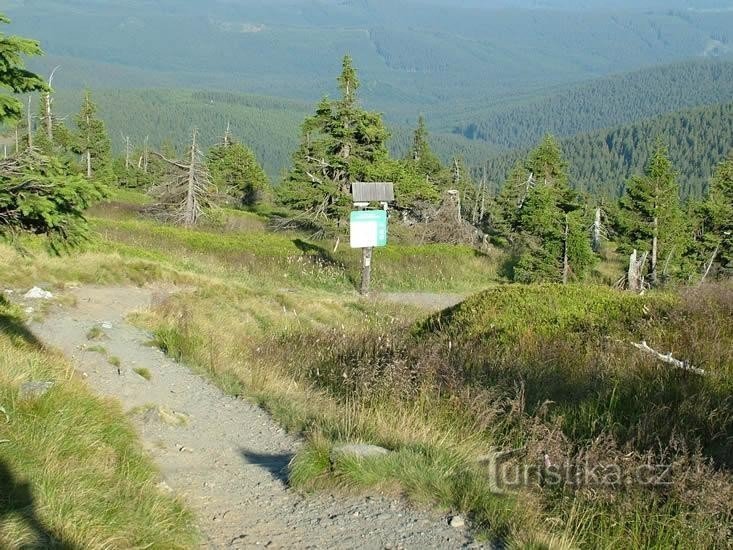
31,286 -> 481,549
376,293 -> 465,311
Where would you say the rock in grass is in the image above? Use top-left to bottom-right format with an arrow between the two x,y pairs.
331,443 -> 390,461
24,287 -> 53,300
19,381 -> 55,401
449,515 -> 466,528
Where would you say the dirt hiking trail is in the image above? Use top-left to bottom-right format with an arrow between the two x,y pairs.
32,286 -> 483,549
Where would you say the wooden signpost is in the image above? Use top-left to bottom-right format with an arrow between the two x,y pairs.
350,182 -> 394,295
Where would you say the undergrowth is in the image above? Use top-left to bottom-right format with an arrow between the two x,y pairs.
143,282 -> 733,548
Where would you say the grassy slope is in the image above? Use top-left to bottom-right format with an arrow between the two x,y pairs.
0,298 -> 198,548
2,196 -> 728,548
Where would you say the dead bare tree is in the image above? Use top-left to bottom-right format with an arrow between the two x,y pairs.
562,214 -> 570,285
26,96 -> 33,150
517,172 -> 536,209
39,66 -> 61,144
591,206 -> 604,253
699,244 -> 720,285
123,135 -> 132,170
624,249 -> 648,292
147,129 -> 214,227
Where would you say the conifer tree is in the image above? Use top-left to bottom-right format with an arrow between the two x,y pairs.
207,133 -> 270,207
278,55 -> 390,230
491,162 -> 530,243
72,92 -> 111,179
510,136 -> 595,282
407,115 -> 443,178
0,150 -> 105,252
696,152 -> 733,279
618,141 -> 688,283
0,15 -> 105,252
0,14 -> 46,124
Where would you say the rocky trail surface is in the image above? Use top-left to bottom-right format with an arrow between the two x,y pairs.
29,286 -> 482,549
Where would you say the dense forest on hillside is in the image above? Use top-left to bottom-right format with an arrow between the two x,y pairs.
45,90 -> 498,178
483,101 -> 733,199
455,60 -> 733,149
7,0 -> 733,117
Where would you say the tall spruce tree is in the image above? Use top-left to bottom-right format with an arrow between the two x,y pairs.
72,92 -> 111,179
618,141 -> 688,283
207,134 -> 270,207
278,55 -> 390,231
406,115 -> 443,178
696,152 -> 733,278
511,136 -> 595,283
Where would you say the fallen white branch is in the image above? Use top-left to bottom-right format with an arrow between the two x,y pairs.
632,341 -> 706,376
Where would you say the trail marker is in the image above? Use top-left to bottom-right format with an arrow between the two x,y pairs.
350,210 -> 388,249
351,182 -> 394,295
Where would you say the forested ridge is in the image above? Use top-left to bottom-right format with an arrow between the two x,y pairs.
455,59 -> 733,150
483,101 -> 733,199
44,89 -> 499,179
7,0 -> 733,118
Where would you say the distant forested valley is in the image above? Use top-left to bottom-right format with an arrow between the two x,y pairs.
3,0 -> 733,200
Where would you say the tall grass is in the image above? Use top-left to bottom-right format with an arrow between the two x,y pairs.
0,297 -> 198,549
141,281 -> 732,548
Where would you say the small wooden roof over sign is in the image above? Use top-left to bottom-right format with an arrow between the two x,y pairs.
352,182 -> 395,203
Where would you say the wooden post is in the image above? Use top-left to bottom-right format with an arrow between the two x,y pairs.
360,247 -> 373,295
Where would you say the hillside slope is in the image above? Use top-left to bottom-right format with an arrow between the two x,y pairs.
453,59 -> 733,150
484,101 -> 733,198
7,0 -> 733,117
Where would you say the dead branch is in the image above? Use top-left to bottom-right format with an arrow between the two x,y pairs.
150,150 -> 189,171
699,245 -> 719,286
631,341 -> 706,376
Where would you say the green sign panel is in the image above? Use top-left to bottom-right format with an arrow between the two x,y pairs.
350,210 -> 388,248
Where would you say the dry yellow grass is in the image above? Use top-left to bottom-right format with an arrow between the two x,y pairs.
0,297 -> 198,549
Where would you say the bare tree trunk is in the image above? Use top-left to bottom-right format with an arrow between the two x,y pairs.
14,127 -> 19,153
3,145 -> 6,159
360,247 -> 373,295
43,67 -> 60,145
699,245 -> 719,286
124,136 -> 131,170
43,92 -> 53,143
143,136 -> 149,173
26,96 -> 33,149
183,129 -> 198,228
562,214 -> 570,285
592,207 -> 602,253
478,174 -> 489,227
224,122 -> 232,147
627,249 -> 648,292
650,216 -> 658,284
662,246 -> 675,278
628,250 -> 639,291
